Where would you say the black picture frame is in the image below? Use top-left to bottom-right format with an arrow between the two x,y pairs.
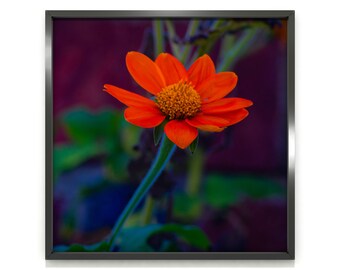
46,10 -> 295,260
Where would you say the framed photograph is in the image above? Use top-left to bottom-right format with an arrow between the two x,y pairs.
46,10 -> 294,260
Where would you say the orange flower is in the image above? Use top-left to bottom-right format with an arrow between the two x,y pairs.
104,52 -> 253,149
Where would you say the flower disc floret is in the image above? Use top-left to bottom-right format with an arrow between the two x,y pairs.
156,81 -> 201,120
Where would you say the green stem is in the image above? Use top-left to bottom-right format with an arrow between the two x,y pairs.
187,50 -> 199,67
217,28 -> 259,72
141,195 -> 155,225
186,20 -> 226,66
213,19 -> 225,29
152,20 -> 164,56
186,147 -> 204,196
165,20 -> 182,59
107,135 -> 176,250
181,19 -> 200,65
219,34 -> 236,58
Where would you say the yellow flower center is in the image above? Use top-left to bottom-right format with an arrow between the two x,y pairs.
156,81 -> 201,120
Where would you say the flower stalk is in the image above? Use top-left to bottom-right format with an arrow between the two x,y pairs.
152,20 -> 164,56
141,195 -> 155,225
217,28 -> 259,71
180,19 -> 200,64
107,135 -> 176,250
164,20 -> 182,59
186,147 -> 204,196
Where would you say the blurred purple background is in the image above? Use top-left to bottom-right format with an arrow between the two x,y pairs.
53,18 -> 287,174
52,19 -> 288,252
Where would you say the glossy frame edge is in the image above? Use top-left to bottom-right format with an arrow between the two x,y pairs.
45,10 -> 295,260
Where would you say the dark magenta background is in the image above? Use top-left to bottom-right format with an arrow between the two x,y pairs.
53,19 -> 288,252
53,19 -> 287,175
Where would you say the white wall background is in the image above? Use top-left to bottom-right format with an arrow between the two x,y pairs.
0,0 -> 339,269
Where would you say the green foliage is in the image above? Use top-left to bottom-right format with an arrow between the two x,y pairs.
173,192 -> 202,220
153,121 -> 166,146
118,223 -> 210,252
54,241 -> 109,252
55,224 -> 210,252
53,143 -> 102,180
61,108 -> 126,143
204,174 -> 285,208
104,153 -> 131,180
188,136 -> 198,154
54,107 -> 141,182
54,224 -> 211,252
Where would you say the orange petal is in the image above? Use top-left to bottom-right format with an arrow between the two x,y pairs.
202,98 -> 253,114
155,53 -> 187,85
213,108 -> 250,126
197,72 -> 238,103
185,114 -> 228,132
126,51 -> 166,95
187,54 -> 215,88
186,114 -> 229,127
104,84 -> 157,108
197,125 -> 225,132
186,122 -> 225,132
124,107 -> 165,128
164,120 -> 198,149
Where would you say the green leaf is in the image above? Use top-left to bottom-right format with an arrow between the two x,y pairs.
91,241 -> 110,251
173,192 -> 202,220
159,224 -> 210,250
118,223 -> 210,252
204,174 -> 285,208
153,121 -> 166,146
96,109 -> 125,139
61,108 -> 98,144
61,107 -> 126,144
104,153 -> 130,181
120,122 -> 142,154
57,108 -> 141,182
55,222 -> 210,253
54,241 -> 110,252
118,224 -> 159,252
188,136 -> 199,154
53,143 -> 102,180
54,244 -> 87,252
